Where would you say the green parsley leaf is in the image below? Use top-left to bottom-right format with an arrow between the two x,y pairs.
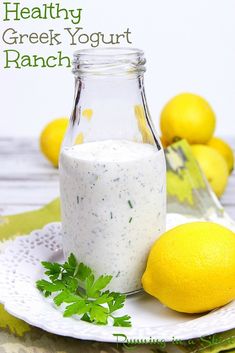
68,253 -> 77,268
63,301 -> 88,317
85,274 -> 95,296
62,253 -> 78,276
90,304 -> 109,325
63,293 -> 84,304
41,262 -> 62,281
66,277 -> 79,293
77,263 -> 92,281
86,275 -> 112,298
113,315 -> 132,327
108,292 -> 126,313
94,292 -> 113,305
36,253 -> 132,327
36,279 -> 65,293
53,290 -> 70,306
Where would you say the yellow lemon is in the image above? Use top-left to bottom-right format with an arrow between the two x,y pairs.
207,137 -> 234,174
40,118 -> 69,167
142,222 -> 235,314
160,93 -> 216,144
191,144 -> 228,197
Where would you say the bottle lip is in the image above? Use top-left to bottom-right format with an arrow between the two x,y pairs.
73,47 -> 144,58
72,47 -> 146,77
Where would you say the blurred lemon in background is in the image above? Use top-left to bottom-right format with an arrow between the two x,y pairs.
207,137 -> 234,174
40,118 -> 69,167
191,144 -> 228,197
160,93 -> 216,144
142,222 -> 235,314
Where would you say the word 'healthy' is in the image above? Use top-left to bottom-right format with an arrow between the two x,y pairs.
2,2 -> 133,69
3,2 -> 82,24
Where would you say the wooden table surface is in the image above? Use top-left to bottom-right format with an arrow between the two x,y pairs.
0,137 -> 234,218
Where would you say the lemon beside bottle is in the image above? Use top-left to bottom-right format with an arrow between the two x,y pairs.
160,92 -> 234,197
160,93 -> 216,145
142,222 -> 235,314
40,118 -> 69,167
208,137 -> 234,174
191,144 -> 229,197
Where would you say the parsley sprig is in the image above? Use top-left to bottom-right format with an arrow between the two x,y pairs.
36,254 -> 131,327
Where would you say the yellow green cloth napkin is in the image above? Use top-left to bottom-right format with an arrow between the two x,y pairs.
0,198 -> 61,241
0,199 -> 235,353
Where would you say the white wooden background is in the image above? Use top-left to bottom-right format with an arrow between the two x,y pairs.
0,137 -> 234,219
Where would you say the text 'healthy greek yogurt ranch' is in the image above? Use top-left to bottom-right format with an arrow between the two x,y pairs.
60,140 -> 166,293
59,48 -> 166,293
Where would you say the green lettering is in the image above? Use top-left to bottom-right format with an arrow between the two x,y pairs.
48,3 -> 57,19
20,7 -> 30,19
31,7 -> 42,19
58,51 -> 71,67
46,56 -> 57,68
33,55 -> 46,67
113,333 -> 128,344
4,49 -> 20,69
3,50 -> 71,69
56,4 -> 69,20
21,55 -> 32,67
69,8 -> 82,24
3,2 -> 20,21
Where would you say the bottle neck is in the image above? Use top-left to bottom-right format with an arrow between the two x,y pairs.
64,48 -> 160,150
75,74 -> 144,103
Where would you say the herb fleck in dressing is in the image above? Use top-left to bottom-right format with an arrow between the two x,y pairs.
59,140 -> 166,293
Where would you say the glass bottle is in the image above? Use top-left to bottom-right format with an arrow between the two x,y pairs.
59,48 -> 166,294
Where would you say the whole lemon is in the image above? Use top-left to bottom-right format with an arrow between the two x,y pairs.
142,222 -> 235,314
160,93 -> 216,144
191,144 -> 228,197
207,137 -> 234,174
40,118 -> 69,167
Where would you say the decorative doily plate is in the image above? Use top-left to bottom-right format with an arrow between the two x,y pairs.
0,222 -> 235,343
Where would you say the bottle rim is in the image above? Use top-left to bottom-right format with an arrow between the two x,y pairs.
74,47 -> 144,57
72,47 -> 146,77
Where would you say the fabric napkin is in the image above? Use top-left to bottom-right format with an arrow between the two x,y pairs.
0,198 -> 61,241
0,199 -> 235,353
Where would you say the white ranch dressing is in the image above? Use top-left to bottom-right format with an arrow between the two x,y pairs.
60,140 -> 166,293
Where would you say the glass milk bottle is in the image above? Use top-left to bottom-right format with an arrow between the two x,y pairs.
59,48 -> 166,294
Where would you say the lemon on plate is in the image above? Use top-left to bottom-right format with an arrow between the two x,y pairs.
207,137 -> 234,174
40,118 -> 69,167
191,144 -> 228,197
142,222 -> 235,314
160,93 -> 216,145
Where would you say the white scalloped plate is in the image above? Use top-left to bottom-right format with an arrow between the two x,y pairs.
0,222 -> 235,343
